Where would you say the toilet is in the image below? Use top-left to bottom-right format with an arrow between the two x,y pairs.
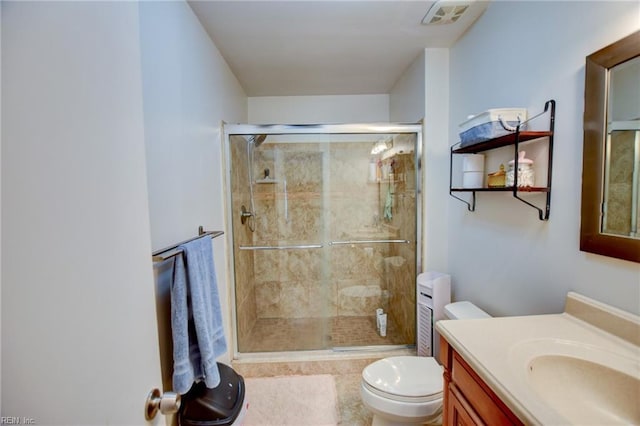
361,301 -> 490,426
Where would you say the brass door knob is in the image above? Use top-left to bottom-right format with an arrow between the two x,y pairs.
145,388 -> 181,420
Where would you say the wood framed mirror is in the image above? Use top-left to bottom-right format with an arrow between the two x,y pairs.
580,30 -> 640,263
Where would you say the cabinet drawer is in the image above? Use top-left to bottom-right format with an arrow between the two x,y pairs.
451,353 -> 515,425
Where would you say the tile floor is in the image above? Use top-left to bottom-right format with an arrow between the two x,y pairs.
334,373 -> 373,425
234,315 -> 414,425
233,348 -> 416,426
237,369 -> 372,425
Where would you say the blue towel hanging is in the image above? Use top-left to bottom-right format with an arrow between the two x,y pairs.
170,236 -> 227,394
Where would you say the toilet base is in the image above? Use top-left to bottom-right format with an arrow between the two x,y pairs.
371,412 -> 442,426
361,381 -> 442,426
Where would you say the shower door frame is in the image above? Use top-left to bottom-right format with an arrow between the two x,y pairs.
222,122 -> 423,359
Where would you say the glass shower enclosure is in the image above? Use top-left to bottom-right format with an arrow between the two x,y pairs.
223,124 -> 422,354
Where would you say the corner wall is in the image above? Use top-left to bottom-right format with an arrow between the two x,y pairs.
139,0 -> 247,368
140,1 -> 247,250
448,1 -> 640,315
389,49 -> 450,274
389,51 -> 425,123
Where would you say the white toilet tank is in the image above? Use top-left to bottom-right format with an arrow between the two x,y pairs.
444,301 -> 490,320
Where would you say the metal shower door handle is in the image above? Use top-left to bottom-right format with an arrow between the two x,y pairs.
145,388 -> 181,420
240,205 -> 253,224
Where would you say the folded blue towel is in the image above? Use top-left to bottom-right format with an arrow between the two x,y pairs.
171,236 -> 227,394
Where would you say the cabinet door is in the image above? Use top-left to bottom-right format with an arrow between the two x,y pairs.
452,353 -> 520,424
448,385 -> 485,426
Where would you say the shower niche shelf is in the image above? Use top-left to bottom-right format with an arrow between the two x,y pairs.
377,153 -> 416,191
449,100 -> 555,221
255,178 -> 279,184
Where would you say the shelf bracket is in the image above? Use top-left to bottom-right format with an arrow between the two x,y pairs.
512,192 -> 550,220
511,99 -> 554,221
450,191 -> 476,212
449,141 -> 476,212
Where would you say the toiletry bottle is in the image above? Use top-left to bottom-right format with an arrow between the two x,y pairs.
369,158 -> 377,182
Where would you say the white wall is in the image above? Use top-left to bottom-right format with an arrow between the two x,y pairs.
140,1 -> 247,250
139,0 -> 247,368
389,49 -> 451,274
389,51 -> 425,123
2,2 -> 162,423
248,94 -> 389,124
423,49 -> 450,274
448,1 -> 640,316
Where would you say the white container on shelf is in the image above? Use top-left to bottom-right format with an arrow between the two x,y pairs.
462,154 -> 484,188
505,151 -> 535,187
462,154 -> 485,171
369,160 -> 377,182
459,108 -> 527,148
463,171 -> 484,188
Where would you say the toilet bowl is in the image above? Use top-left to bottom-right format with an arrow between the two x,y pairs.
361,301 -> 490,425
361,356 -> 444,425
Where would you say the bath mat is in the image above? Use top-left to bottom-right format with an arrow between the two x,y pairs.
243,374 -> 339,426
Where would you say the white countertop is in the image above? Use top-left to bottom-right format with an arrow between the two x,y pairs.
436,292 -> 640,425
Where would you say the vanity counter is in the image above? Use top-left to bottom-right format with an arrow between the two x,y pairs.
435,292 -> 640,425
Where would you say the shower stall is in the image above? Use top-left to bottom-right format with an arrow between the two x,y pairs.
223,124 -> 422,354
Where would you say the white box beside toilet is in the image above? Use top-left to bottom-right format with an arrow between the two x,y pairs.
416,272 -> 451,361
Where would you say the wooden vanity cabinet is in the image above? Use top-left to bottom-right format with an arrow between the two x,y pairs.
440,336 -> 524,426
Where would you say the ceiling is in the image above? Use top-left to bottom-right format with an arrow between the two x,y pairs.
188,0 -> 490,97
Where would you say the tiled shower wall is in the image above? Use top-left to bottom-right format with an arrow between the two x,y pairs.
230,135 -> 417,351
603,130 -> 635,236
230,137 -> 258,344
382,147 -> 417,345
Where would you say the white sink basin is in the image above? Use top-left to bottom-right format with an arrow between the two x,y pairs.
510,339 -> 640,424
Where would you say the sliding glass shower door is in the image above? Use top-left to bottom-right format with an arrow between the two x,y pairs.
225,126 -> 421,353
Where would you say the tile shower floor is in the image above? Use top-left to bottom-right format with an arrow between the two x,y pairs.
240,315 -> 407,352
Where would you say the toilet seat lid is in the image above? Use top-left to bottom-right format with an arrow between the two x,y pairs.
362,356 -> 443,398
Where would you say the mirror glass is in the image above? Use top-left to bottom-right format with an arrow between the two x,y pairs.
580,30 -> 640,263
602,56 -> 640,238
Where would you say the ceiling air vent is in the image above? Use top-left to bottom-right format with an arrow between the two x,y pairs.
422,0 -> 473,25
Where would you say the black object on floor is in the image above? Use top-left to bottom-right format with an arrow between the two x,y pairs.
179,363 -> 246,426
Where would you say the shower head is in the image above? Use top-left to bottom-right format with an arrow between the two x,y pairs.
247,134 -> 267,147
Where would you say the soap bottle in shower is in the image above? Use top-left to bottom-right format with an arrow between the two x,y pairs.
369,158 -> 377,182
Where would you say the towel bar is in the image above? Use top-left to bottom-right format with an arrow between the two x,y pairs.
152,228 -> 224,262
329,239 -> 411,245
239,243 -> 323,251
